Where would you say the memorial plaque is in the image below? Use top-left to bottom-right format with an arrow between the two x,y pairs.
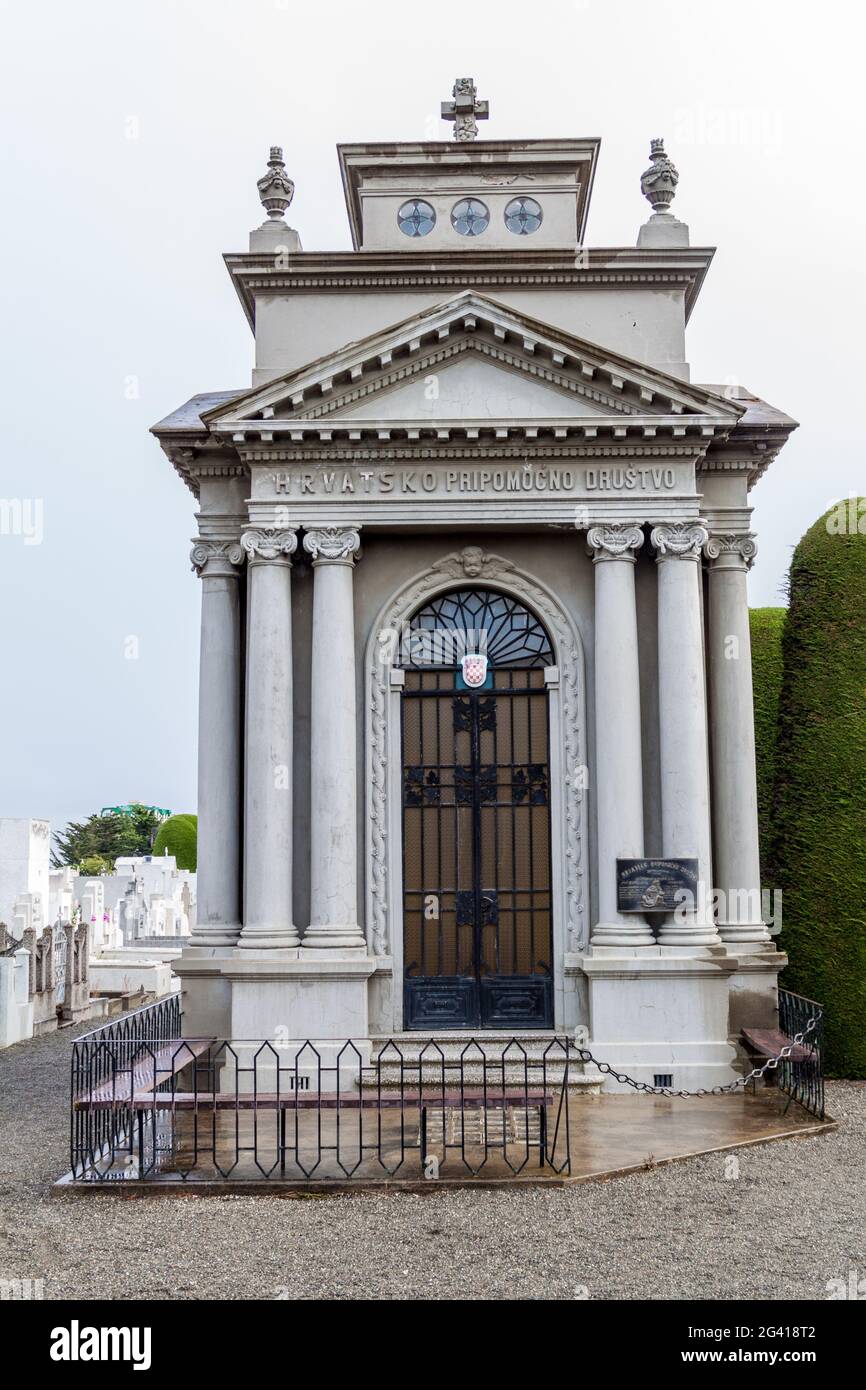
616,858 -> 699,913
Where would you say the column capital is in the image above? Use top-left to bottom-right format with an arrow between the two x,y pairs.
586,523 -> 644,564
650,520 -> 708,563
303,526 -> 362,565
190,538 -> 244,578
704,532 -> 758,571
241,527 -> 298,565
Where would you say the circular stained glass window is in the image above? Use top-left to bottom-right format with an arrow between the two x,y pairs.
504,196 -> 543,235
450,198 -> 490,236
397,199 -> 436,237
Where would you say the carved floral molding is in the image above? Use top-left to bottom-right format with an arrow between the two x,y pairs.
190,539 -> 245,576
650,521 -> 708,560
704,532 -> 758,568
302,527 -> 362,563
586,523 -> 644,562
240,528 -> 298,562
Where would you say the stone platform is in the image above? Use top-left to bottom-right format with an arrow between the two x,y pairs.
56,1088 -> 832,1194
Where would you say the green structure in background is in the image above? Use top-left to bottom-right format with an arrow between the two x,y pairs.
769,501 -> 866,1077
749,607 -> 786,887
152,814 -> 198,872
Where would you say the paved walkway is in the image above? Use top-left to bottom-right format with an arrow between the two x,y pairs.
1,1024 -> 863,1299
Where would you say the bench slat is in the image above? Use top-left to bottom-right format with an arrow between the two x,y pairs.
76,1087 -> 555,1112
77,1037 -> 215,1105
742,1028 -> 813,1063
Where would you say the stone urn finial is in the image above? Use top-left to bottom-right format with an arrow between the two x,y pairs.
257,145 -> 295,222
640,137 -> 679,215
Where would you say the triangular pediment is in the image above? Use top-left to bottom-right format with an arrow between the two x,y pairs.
342,354 -> 614,421
202,292 -> 743,437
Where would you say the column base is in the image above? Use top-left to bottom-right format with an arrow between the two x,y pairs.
237,926 -> 302,950
301,925 -> 367,952
657,919 -> 721,947
189,925 -> 241,949
718,922 -> 772,945
591,921 -> 656,948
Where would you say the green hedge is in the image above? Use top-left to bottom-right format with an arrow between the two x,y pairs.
749,607 -> 786,886
152,814 -> 197,872
773,502 -> 866,1076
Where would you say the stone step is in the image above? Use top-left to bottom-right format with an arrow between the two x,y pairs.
365,1034 -> 602,1092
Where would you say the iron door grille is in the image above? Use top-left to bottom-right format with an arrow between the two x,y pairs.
401,666 -> 553,1029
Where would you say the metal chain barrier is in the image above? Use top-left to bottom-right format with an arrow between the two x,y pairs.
573,1013 -> 821,1098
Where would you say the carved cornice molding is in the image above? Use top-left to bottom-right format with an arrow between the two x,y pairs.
240,527 -> 299,563
302,526 -> 362,564
586,523 -> 645,563
704,532 -> 758,570
190,538 -> 245,577
650,520 -> 708,562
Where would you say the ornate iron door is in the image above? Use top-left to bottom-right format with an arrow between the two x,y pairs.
402,666 -> 553,1029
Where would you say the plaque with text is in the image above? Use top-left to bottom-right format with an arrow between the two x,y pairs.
616,858 -> 699,913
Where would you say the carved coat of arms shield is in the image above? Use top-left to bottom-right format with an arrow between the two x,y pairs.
460,652 -> 489,688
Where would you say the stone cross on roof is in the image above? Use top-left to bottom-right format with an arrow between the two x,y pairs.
440,78 -> 489,141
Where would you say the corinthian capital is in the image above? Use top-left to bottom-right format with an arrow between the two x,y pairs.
303,526 -> 361,564
190,538 -> 244,577
586,523 -> 644,563
241,527 -> 299,563
650,521 -> 709,562
704,532 -> 758,569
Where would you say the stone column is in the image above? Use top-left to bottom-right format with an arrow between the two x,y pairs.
301,526 -> 366,951
239,527 -> 300,949
189,540 -> 244,947
705,533 -> 770,944
650,522 -> 719,946
586,524 -> 654,946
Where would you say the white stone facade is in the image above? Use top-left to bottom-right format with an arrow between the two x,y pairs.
152,96 -> 796,1090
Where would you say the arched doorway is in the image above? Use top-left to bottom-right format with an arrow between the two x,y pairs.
399,588 -> 555,1029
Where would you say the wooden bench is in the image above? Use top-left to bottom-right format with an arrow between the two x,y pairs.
76,1081 -> 559,1171
75,1037 -> 215,1107
741,1028 -> 813,1065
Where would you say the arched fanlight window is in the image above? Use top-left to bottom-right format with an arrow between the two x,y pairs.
399,588 -> 553,669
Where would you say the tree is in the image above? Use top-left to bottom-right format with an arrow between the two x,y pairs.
78,855 -> 112,877
152,814 -> 197,871
772,502 -> 866,1076
51,803 -> 164,869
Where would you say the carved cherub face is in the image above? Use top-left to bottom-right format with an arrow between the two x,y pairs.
462,546 -> 484,578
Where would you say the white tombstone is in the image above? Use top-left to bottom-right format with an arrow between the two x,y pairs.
0,819 -> 51,936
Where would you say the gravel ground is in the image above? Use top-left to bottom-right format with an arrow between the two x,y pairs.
1,1023 -> 863,1301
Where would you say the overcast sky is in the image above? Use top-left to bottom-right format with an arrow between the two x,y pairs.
0,0 -> 863,835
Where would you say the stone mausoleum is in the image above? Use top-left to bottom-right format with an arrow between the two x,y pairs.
152,81 -> 796,1089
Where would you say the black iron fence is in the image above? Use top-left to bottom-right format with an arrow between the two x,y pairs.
68,990 -> 826,1185
69,1015 -> 572,1184
777,987 -> 825,1119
